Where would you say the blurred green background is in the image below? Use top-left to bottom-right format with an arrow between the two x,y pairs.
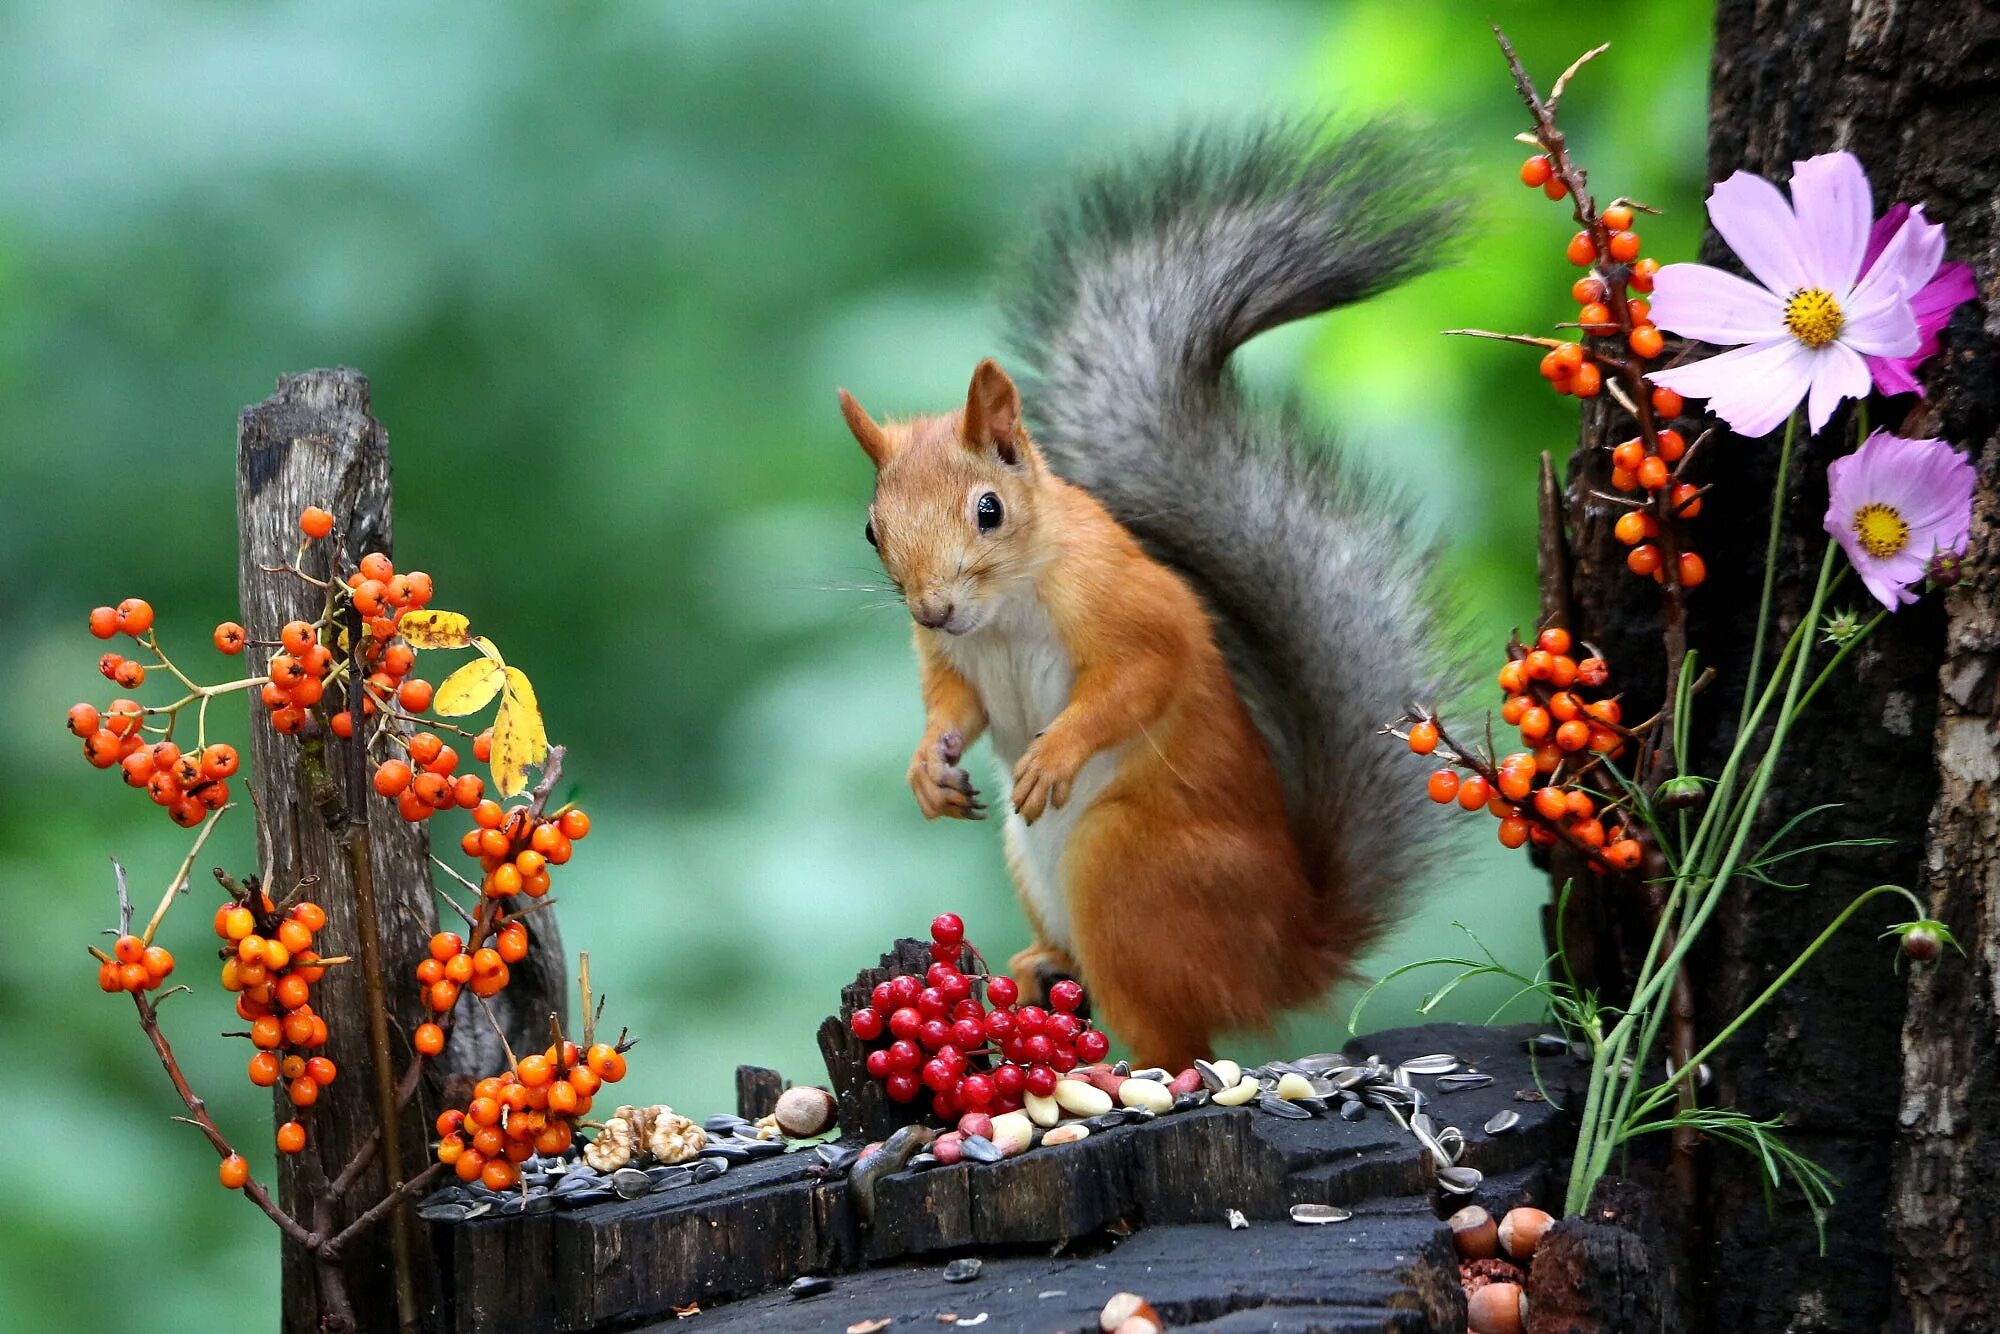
0,1 -> 1711,1326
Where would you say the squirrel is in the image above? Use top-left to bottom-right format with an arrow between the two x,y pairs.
835,124 -> 1450,1069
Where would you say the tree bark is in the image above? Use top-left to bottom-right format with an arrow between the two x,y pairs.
1560,0 -> 2000,1328
1551,5 -> 2000,1331
237,369 -> 567,1331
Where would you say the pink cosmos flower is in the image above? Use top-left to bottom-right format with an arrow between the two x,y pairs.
1823,430 -> 1974,610
1857,202 -> 1977,397
1648,152 -> 1922,438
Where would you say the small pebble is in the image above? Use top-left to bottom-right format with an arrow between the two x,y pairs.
942,1258 -> 982,1284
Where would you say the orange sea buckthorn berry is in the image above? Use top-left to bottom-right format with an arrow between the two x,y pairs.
1544,175 -> 1569,200
1571,276 -> 1606,306
1651,386 -> 1684,418
1426,768 -> 1460,804
116,598 -> 155,636
1575,657 -> 1609,688
1678,552 -> 1709,588
1601,203 -> 1635,232
498,924 -> 529,964
1627,544 -> 1663,577
300,506 -> 335,539
1547,692 -> 1581,723
1533,787 -> 1570,822
1572,363 -> 1602,397
517,1054 -> 553,1088
1605,839 -> 1644,871
1538,349 -> 1564,381
1498,817 -> 1530,849
1555,719 -> 1592,752
1566,231 -> 1596,266
275,975 -> 310,1011
1456,774 -> 1492,811
1610,439 -> 1645,474
1536,626 -> 1572,657
415,1022 -> 445,1056
293,901 -> 327,933
1628,298 -> 1651,325
1497,660 -> 1527,694
142,946 -> 175,983
443,953 -> 474,984
288,1075 -> 321,1108
1629,324 -> 1664,360
1406,720 -> 1439,755
1670,483 -> 1703,519
250,1015 -> 283,1050
558,808 -> 591,841
219,1154 -> 250,1190
436,1134 -> 466,1166
1577,303 -> 1614,334
586,1044 -> 627,1082
481,1159 -> 519,1192
489,864 -> 523,898
221,905 -> 255,941
306,1057 -> 337,1086
428,979 -> 461,1013
1630,257 -> 1660,292
1570,818 -> 1607,849
1518,707 -> 1552,743
1636,456 -> 1669,491
277,1121 -> 308,1155
1555,342 -> 1585,372
428,931 -> 462,962
1520,155 -> 1553,187
1613,511 -> 1650,546
1608,230 -> 1641,262
1496,756 -> 1535,802
248,1051 -> 281,1087
1522,650 -> 1555,681
1500,694 -> 1531,726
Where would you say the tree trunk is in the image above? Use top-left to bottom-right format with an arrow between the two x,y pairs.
1551,5 -> 2000,1331
237,369 -> 567,1331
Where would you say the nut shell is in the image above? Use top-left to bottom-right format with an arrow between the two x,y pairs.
1449,1204 -> 1499,1260
1467,1280 -> 1525,1334
1498,1206 -> 1554,1260
1100,1292 -> 1161,1332
774,1085 -> 837,1138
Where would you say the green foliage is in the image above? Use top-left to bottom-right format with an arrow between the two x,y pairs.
0,2 -> 1712,1326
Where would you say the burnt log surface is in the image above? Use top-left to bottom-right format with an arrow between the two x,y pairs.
433,1023 -> 1568,1334
1548,5 -> 2000,1332
237,369 -> 567,1331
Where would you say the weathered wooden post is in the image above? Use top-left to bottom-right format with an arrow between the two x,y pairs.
236,368 -> 566,1331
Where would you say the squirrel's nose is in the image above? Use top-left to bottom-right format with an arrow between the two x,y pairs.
913,600 -> 955,630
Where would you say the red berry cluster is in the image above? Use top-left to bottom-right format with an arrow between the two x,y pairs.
434,1039 -> 626,1191
1405,628 -> 1644,872
214,896 -> 340,1152
96,932 -> 176,995
847,915 -> 1111,1122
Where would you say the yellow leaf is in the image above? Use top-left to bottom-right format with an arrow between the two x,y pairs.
471,635 -> 504,664
397,609 -> 472,649
433,658 -> 505,717
490,666 -> 549,797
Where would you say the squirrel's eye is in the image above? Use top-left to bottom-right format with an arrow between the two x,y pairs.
976,492 -> 1004,532
864,520 -> 878,549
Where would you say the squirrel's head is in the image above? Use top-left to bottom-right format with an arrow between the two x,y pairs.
837,358 -> 1046,637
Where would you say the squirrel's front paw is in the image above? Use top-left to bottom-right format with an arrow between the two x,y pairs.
909,730 -> 983,820
1011,732 -> 1084,824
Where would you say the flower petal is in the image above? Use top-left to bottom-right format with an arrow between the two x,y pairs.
1860,202 -> 1911,273
1840,279 -> 1920,357
1708,169 -> 1810,295
1789,152 -> 1873,288
1648,263 -> 1786,344
1864,353 -> 1925,398
1650,338 -> 1815,438
1807,342 -> 1870,434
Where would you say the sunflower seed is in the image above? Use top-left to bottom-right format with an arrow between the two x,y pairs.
1484,1110 -> 1522,1135
960,1134 -> 1003,1164
691,1158 -> 727,1182
1173,1092 -> 1209,1112
1289,1203 -> 1353,1224
1399,1053 -> 1461,1076
1527,1032 -> 1570,1056
906,1153 -> 938,1171
1293,1097 -> 1331,1115
1437,1072 -> 1495,1093
500,1193 -> 553,1216
1437,1165 -> 1485,1195
1196,1058 -> 1242,1092
417,1200 -> 474,1222
1257,1094 -> 1313,1119
789,1275 -> 833,1299
943,1258 -> 983,1284
1410,1112 -> 1435,1139
1340,1099 -> 1367,1122
610,1169 -> 651,1198
705,1114 -> 753,1136
817,1143 -> 861,1172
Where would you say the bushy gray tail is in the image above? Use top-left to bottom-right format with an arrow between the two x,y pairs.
1005,121 -> 1453,964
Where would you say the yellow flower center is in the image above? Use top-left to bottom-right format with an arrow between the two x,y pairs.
1784,287 -> 1845,347
1853,502 -> 1911,559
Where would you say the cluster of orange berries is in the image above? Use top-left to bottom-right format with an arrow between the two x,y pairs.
1519,157 -> 1665,399
215,896 -> 339,1154
96,932 -> 177,994
372,731 -> 486,823
1606,390 -> 1708,589
1407,627 -> 1644,871
73,701 -> 241,827
458,804 -> 589,900
435,1040 -> 627,1191
411,919 -> 532,1030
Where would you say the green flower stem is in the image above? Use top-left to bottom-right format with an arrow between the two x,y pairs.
1622,883 -> 1926,1127
1737,410 -> 1799,739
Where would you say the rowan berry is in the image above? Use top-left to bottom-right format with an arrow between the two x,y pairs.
113,659 -> 146,688
408,732 -> 443,767
473,729 -> 493,763
398,679 -> 434,713
412,772 -> 449,808
105,698 -> 144,736
89,606 -> 119,639
1604,839 -> 1644,871
329,710 -> 354,738
1520,155 -> 1553,187
358,552 -> 394,583
373,760 -> 413,798
115,598 -> 154,636
67,703 -> 101,737
269,705 -> 307,735
1406,720 -> 1439,755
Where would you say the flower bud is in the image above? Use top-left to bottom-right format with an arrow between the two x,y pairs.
1927,548 -> 1965,589
1903,925 -> 1943,963
1656,775 -> 1706,810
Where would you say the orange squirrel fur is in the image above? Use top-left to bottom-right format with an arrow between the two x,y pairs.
837,124 -> 1448,1067
839,362 -> 1326,1068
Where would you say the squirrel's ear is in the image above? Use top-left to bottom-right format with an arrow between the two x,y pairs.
837,389 -> 893,469
962,358 -> 1022,466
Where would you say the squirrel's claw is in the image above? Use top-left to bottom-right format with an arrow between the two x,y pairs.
910,734 -> 983,820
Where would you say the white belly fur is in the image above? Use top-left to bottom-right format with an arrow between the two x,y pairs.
934,596 -> 1117,956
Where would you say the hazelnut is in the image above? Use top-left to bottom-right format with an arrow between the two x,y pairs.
1449,1204 -> 1499,1260
1467,1281 -> 1525,1334
1498,1206 -> 1554,1260
774,1085 -> 838,1138
1100,1293 -> 1161,1333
